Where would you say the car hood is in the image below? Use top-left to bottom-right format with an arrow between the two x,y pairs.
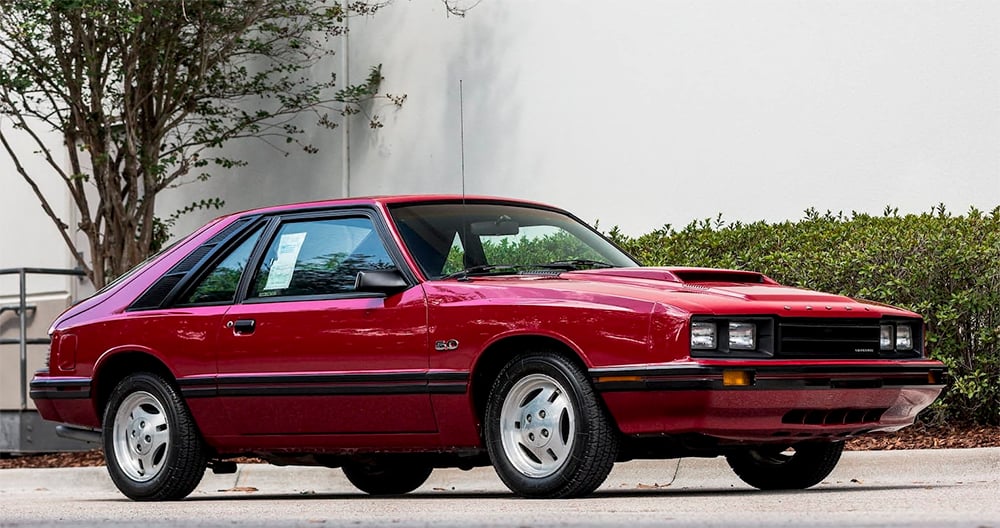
467,267 -> 916,318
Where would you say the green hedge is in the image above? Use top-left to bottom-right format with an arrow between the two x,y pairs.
607,206 -> 1000,426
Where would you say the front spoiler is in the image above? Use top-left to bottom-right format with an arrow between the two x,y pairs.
591,362 -> 946,392
590,361 -> 946,440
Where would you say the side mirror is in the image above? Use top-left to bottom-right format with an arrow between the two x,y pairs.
354,269 -> 410,296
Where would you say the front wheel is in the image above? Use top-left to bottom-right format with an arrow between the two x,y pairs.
726,441 -> 844,490
342,457 -> 433,495
484,352 -> 618,498
102,372 -> 207,500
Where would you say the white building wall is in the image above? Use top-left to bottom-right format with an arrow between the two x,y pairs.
0,121 -> 78,294
0,121 -> 79,411
161,0 -> 1000,240
344,0 -> 1000,235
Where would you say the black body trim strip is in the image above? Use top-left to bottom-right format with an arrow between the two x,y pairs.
30,377 -> 92,388
29,378 -> 92,400
177,371 -> 471,398
215,383 -> 429,397
30,390 -> 92,400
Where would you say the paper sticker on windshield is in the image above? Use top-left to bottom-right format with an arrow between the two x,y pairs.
263,232 -> 307,290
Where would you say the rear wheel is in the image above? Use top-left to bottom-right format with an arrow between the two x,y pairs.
726,441 -> 844,490
102,372 -> 207,500
342,457 -> 433,495
484,351 -> 618,498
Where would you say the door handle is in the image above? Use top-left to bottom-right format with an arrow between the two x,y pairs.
231,319 -> 256,335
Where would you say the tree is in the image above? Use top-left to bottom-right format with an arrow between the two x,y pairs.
0,0 -> 401,288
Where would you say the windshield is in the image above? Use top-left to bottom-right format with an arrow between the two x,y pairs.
388,202 -> 638,279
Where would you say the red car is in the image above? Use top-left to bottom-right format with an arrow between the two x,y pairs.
31,196 -> 945,500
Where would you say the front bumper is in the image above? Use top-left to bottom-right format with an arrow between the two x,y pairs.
591,361 -> 946,442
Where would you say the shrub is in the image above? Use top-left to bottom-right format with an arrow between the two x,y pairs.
608,205 -> 1000,426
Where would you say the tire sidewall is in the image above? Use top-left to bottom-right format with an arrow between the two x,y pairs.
484,353 -> 595,497
102,373 -> 189,500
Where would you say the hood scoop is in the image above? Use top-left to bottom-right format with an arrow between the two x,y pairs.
576,267 -> 776,286
669,268 -> 774,285
568,267 -> 853,303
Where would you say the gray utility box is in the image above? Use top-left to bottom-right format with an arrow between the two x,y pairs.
0,409 -> 98,453
1,269 -> 97,454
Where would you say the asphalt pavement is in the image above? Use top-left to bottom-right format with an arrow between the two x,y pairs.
0,447 -> 998,527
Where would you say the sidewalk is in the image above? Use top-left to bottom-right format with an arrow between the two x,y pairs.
2,447 -> 998,497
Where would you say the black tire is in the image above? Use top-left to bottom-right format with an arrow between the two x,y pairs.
102,372 -> 208,501
484,351 -> 619,498
342,457 -> 433,495
726,441 -> 845,490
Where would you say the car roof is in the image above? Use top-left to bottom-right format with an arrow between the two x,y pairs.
216,194 -> 560,221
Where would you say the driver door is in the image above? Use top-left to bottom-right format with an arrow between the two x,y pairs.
215,211 -> 434,437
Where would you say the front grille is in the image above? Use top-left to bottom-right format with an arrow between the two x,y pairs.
782,408 -> 888,426
778,318 -> 880,358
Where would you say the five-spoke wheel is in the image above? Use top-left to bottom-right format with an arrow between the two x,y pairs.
103,373 -> 207,500
111,391 -> 171,482
498,373 -> 575,478
485,351 -> 618,498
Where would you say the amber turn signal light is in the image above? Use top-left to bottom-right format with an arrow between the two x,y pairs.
723,370 -> 754,387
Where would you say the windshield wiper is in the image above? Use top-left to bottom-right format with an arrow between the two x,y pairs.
532,259 -> 615,271
440,259 -> 614,279
439,264 -> 520,280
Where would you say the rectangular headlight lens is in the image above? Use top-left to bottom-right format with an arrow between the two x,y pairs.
691,322 -> 717,349
880,324 -> 894,350
896,325 -> 913,350
728,322 -> 756,350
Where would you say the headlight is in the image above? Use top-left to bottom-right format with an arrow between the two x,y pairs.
880,324 -> 894,350
728,322 -> 756,350
895,325 -> 913,350
689,317 -> 773,356
691,322 -> 717,349
880,321 -> 919,354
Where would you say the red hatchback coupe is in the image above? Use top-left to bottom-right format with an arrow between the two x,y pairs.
31,196 -> 945,500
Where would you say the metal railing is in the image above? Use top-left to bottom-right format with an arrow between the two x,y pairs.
0,268 -> 86,410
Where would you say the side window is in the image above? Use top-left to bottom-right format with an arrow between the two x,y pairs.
249,216 -> 396,299
178,227 -> 264,305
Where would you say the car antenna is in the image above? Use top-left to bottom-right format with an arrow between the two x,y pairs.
459,79 -> 466,203
459,79 -> 471,269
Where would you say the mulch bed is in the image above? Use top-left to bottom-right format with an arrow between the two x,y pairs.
843,424 -> 1000,451
2,425 -> 997,470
